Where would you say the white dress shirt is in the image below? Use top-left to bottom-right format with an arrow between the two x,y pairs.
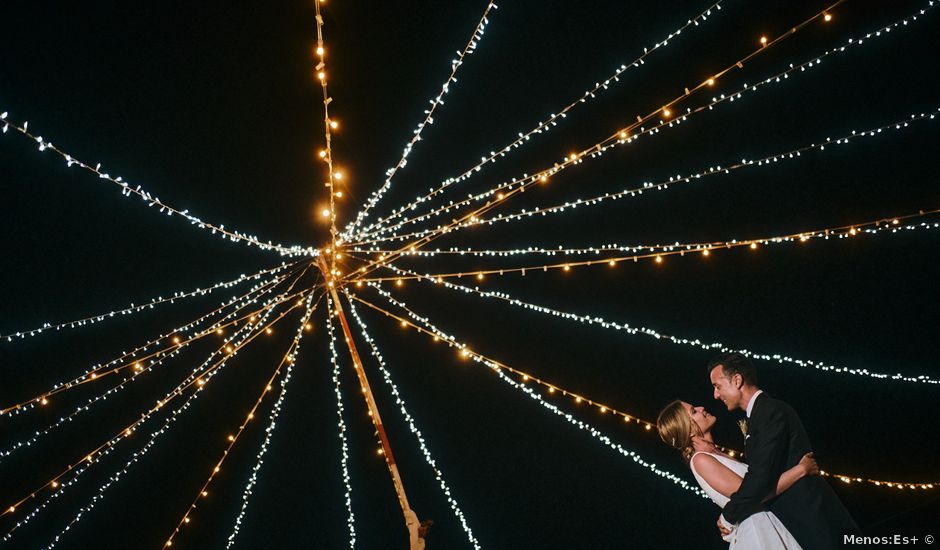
746,389 -> 764,418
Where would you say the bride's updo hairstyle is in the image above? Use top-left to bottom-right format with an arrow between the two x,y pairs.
657,400 -> 702,464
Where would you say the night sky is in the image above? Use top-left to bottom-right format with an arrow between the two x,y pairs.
1,1 -> 939,548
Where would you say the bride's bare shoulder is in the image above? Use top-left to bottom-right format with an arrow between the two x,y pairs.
691,453 -> 743,498
690,452 -> 720,469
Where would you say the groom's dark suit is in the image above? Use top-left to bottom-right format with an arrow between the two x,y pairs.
722,392 -> 859,549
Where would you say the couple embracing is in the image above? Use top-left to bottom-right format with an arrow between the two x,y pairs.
657,353 -> 860,549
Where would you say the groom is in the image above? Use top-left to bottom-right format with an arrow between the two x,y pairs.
708,352 -> 859,549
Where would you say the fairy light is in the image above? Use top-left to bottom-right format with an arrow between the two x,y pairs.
376,266 -> 940,386
325,297 -> 357,547
356,209 -> 940,285
346,1 -> 724,241
350,288 -> 708,498
6,296 -> 307,546
0,114 -> 312,257
351,3 -> 934,247
355,97 -> 940,247
355,287 -> 940,490
5,270 -> 316,529
0,262 -> 295,342
1,268 -> 302,420
454,108 -> 940,236
348,1 -> 825,246
313,0 -> 341,262
343,295 -> 482,549
3,262 -> 311,413
344,1 -> 501,239
353,208 -> 940,263
169,294 -> 319,549
0,2 -> 935,545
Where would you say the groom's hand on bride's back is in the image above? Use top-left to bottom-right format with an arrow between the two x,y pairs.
798,452 -> 820,478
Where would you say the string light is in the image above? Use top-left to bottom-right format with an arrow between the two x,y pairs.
6,293 -> 309,546
390,106 -> 940,239
350,3 -> 934,247
325,296 -> 357,548
353,288 -> 940,490
0,1 -> 935,545
0,262 -> 295,342
344,1 -> 501,239
346,1 -> 724,241
343,294 -> 482,549
349,289 -> 708,499
347,0 -> 825,245
350,209 -> 940,272
168,294 -> 319,548
1,265 -> 309,418
0,113 -> 313,257
0,284 -> 291,463
372,267 -> 940,386
355,209 -> 940,285
313,0 -> 342,266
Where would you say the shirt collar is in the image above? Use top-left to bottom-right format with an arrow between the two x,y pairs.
745,390 -> 763,418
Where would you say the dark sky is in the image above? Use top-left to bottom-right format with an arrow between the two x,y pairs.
1,1 -> 939,549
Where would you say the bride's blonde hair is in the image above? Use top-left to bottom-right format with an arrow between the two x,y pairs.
656,400 -> 702,464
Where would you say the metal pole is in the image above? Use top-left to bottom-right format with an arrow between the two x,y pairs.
318,256 -> 425,549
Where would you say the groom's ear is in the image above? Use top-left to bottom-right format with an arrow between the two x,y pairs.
732,373 -> 743,389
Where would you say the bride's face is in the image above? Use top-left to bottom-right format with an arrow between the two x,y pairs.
682,401 -> 716,435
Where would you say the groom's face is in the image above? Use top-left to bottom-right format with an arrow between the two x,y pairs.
710,365 -> 743,411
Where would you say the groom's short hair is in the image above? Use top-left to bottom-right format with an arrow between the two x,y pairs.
707,352 -> 758,387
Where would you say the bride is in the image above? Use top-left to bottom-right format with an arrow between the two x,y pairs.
657,400 -> 818,548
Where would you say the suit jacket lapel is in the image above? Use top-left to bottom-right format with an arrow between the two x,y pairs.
744,392 -> 767,454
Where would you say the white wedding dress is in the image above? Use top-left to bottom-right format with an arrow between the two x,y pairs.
690,451 -> 803,549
